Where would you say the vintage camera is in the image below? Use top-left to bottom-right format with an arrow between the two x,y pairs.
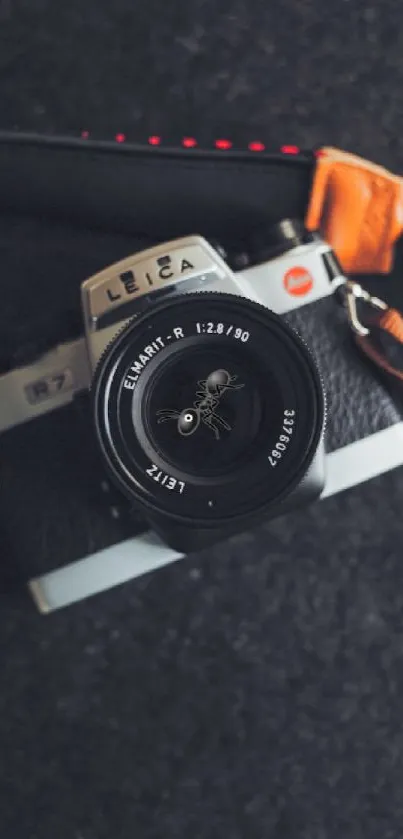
2,219 -> 402,610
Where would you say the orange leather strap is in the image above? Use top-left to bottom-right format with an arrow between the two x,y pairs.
306,147 -> 403,274
307,147 -> 403,383
356,333 -> 403,383
378,308 -> 403,343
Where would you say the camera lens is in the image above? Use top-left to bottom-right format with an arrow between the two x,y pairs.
93,293 -> 325,528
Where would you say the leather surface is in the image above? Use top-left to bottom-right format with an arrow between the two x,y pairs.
0,398 -> 147,588
286,298 -> 402,452
0,145 -> 311,369
0,135 -> 313,241
306,147 -> 403,274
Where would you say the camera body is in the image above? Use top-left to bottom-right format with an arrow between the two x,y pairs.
78,220 -> 403,554
2,219 -> 403,612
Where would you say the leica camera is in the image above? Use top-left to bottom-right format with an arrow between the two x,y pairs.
2,219 -> 401,561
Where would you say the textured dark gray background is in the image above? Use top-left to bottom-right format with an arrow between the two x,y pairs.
2,0 -> 403,170
2,2 -> 403,838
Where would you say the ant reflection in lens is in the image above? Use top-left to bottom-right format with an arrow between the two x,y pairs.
156,369 -> 245,440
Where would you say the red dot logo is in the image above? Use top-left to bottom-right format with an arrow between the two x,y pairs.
283,266 -> 314,297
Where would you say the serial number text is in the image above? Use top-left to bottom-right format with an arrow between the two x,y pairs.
268,410 -> 295,468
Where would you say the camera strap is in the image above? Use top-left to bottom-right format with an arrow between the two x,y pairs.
306,146 -> 403,274
307,146 -> 403,384
333,280 -> 403,384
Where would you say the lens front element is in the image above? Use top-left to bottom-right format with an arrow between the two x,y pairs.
143,341 -> 279,479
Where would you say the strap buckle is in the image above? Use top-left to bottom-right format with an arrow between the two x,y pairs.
335,278 -> 403,384
341,280 -> 388,337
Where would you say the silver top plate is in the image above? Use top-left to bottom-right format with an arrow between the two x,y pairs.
81,235 -> 231,325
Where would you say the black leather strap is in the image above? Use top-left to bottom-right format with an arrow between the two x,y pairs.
0,310 -> 83,375
0,134 -> 315,366
0,132 -> 314,237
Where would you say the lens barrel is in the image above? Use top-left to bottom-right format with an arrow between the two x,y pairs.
93,293 -> 325,529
